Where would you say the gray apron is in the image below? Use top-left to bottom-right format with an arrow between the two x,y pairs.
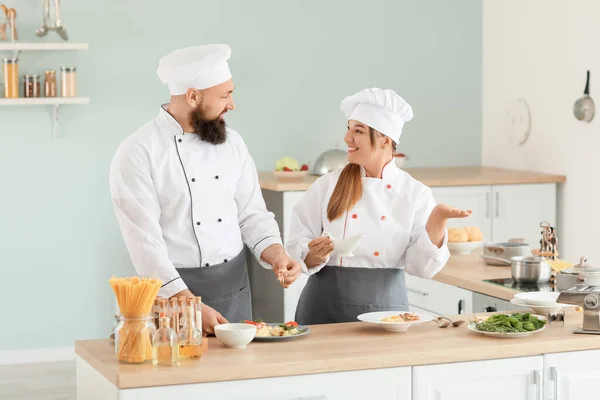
175,249 -> 252,323
295,266 -> 409,325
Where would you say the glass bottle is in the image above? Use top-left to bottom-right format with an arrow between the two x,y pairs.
177,297 -> 185,331
24,75 -> 40,98
2,58 -> 18,98
168,298 -> 179,333
194,296 -> 203,336
178,298 -> 203,359
152,298 -> 160,329
44,70 -> 57,97
152,315 -> 179,367
113,314 -> 156,364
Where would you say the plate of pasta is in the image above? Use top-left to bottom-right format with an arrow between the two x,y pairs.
241,320 -> 310,341
357,311 -> 433,332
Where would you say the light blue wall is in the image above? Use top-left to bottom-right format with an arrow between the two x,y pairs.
0,0 -> 481,350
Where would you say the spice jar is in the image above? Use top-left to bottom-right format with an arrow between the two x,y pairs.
44,70 -> 57,97
60,66 -> 77,97
24,75 -> 41,98
2,58 -> 18,98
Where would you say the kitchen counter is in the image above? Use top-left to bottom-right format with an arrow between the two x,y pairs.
258,166 -> 567,192
76,307 -> 594,390
434,253 -> 517,301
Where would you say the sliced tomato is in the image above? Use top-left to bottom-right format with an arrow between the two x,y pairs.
284,321 -> 298,327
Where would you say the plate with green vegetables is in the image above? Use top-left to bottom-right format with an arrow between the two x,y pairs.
467,312 -> 547,338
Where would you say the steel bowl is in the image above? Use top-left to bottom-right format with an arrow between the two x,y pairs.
312,148 -> 348,176
511,256 -> 551,284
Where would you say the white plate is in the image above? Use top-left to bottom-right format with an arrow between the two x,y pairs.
510,298 -> 574,314
467,314 -> 547,338
448,241 -> 483,255
514,292 -> 560,306
273,170 -> 309,179
357,311 -> 433,332
251,323 -> 310,341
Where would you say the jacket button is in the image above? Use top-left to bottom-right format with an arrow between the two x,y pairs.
196,222 -> 201,225
218,218 -> 222,222
386,184 -> 392,189
191,178 -> 196,182
374,251 -> 380,256
178,139 -> 182,143
215,175 -> 219,179
224,259 -> 228,263
205,263 -> 210,267
352,214 -> 358,219
381,216 -> 386,221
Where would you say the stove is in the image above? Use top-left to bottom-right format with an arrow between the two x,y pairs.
482,278 -> 557,293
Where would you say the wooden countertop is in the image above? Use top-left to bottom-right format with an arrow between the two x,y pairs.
77,307 -> 594,389
259,166 -> 566,192
434,253 -> 518,300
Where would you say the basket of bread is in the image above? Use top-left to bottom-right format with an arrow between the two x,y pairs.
447,226 -> 483,255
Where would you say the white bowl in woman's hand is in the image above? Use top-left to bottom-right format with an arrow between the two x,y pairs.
323,232 -> 364,257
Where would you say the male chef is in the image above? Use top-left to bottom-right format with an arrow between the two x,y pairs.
109,44 -> 301,334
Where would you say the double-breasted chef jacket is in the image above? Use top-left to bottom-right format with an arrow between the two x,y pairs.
286,161 -> 450,277
109,105 -> 282,299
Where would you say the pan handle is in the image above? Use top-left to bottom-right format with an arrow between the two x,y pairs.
585,70 -> 591,95
478,254 -> 511,266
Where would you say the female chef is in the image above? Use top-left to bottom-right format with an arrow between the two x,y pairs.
285,88 -> 472,325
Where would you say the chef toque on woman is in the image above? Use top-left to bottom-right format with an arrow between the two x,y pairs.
285,87 -> 472,325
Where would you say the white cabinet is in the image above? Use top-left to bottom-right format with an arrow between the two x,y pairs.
413,356 -> 544,400
118,367 -> 411,400
431,186 -> 493,241
405,274 -> 472,316
543,349 -> 600,400
432,183 -> 557,246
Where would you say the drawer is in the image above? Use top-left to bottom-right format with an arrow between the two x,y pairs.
126,367 -> 411,400
405,274 -> 472,316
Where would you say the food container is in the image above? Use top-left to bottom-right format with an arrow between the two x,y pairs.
60,66 -> 77,97
24,75 -> 41,98
113,314 -> 156,364
2,57 -> 18,98
44,70 -> 57,97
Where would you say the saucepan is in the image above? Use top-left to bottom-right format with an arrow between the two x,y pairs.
482,242 -> 530,265
480,255 -> 551,284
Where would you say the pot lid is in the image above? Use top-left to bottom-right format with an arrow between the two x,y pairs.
561,267 -> 600,276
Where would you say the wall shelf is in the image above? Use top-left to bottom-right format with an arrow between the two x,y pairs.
0,97 -> 90,138
0,42 -> 89,51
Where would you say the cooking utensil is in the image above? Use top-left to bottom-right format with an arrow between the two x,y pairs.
436,316 -> 465,327
574,70 -> 595,122
483,242 -> 530,263
480,255 -> 551,284
35,0 -> 68,41
35,0 -> 49,37
312,144 -> 348,176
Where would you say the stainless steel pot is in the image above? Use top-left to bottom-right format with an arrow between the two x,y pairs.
312,147 -> 348,176
481,255 -> 551,284
556,266 -> 600,290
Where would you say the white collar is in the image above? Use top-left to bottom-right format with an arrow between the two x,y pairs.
157,104 -> 185,136
359,159 -> 400,180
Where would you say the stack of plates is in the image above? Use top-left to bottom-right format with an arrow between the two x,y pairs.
511,292 -> 575,314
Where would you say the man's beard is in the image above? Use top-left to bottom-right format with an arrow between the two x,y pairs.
189,105 -> 227,145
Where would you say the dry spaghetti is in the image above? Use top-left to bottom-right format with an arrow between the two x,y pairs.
109,276 -> 161,364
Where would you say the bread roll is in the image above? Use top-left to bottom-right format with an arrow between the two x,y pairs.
464,226 -> 483,242
448,228 -> 469,243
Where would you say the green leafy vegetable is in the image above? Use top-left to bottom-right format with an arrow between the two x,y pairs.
471,312 -> 547,334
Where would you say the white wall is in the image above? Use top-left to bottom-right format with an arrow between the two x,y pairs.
483,0 -> 600,264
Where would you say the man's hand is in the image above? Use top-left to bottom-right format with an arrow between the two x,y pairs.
304,236 -> 334,268
261,244 -> 302,288
201,303 -> 228,335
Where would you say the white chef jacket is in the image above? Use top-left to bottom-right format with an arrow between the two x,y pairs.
109,105 -> 282,298
285,161 -> 449,278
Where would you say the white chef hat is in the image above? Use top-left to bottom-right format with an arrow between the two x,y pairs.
340,88 -> 413,144
157,44 -> 232,95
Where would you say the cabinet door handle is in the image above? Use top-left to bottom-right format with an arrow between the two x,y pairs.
407,288 -> 429,297
550,366 -> 559,400
486,192 -> 490,218
458,299 -> 465,314
533,370 -> 541,400
495,192 -> 499,218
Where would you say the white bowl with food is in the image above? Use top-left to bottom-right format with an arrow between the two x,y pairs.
214,323 -> 257,349
447,226 -> 484,254
357,311 -> 433,332
447,241 -> 483,255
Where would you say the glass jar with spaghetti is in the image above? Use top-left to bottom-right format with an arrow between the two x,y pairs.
113,314 -> 157,364
2,58 -> 19,98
